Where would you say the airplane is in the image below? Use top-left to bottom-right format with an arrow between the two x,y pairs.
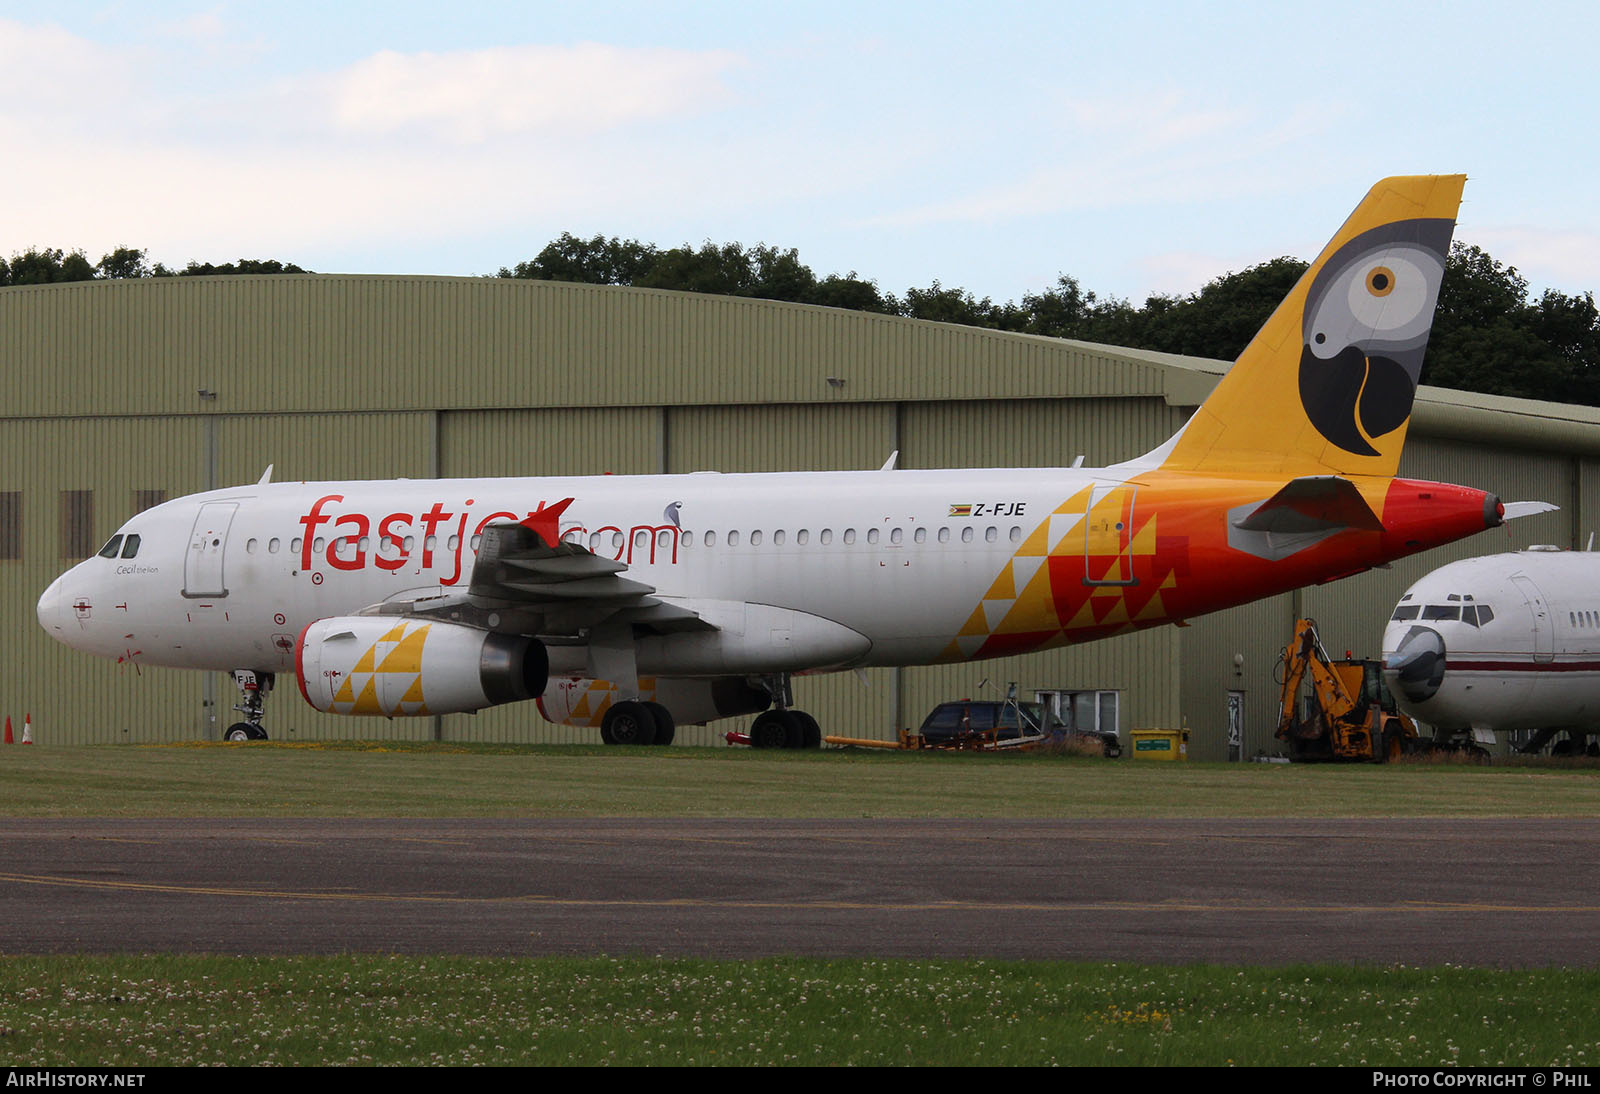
1383,543 -> 1600,755
36,174 -> 1531,747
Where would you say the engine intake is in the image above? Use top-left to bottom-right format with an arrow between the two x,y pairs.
296,617 -> 547,716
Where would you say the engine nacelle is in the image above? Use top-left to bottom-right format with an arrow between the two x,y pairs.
296,617 -> 548,716
538,675 -> 770,728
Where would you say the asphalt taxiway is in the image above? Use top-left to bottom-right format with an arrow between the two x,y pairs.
3,818 -> 1595,964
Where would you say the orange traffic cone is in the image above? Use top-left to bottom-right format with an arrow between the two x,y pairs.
21,715 -> 32,745
3,716 -> 11,744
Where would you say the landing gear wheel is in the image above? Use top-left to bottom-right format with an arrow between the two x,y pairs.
791,711 -> 822,749
643,702 -> 676,746
601,701 -> 658,746
750,710 -> 798,749
224,722 -> 267,742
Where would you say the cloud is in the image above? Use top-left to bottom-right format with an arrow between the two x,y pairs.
323,43 -> 743,143
1468,225 -> 1600,295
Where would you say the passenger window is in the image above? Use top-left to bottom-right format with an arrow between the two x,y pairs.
1009,526 -> 1022,543
448,535 -> 460,551
844,529 -> 856,545
704,530 -> 715,547
985,526 -> 998,543
938,527 -> 950,544
292,537 -> 304,555
120,534 -> 140,559
820,529 -> 833,545
774,530 -> 786,546
729,531 -> 740,546
797,530 -> 809,545
313,537 -> 326,552
914,528 -> 926,544
267,537 -> 280,554
961,527 -> 974,544
751,531 -> 763,546
470,534 -> 481,551
866,529 -> 879,545
246,538 -> 259,553
98,535 -> 123,559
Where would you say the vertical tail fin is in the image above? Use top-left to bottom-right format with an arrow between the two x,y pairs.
1158,175 -> 1465,477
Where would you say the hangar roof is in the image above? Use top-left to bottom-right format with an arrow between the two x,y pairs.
3,273 -> 1598,454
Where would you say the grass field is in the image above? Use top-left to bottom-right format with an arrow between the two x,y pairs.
0,740 -> 1595,818
1,743 -> 1596,1066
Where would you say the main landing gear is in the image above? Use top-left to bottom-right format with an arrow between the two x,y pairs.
224,670 -> 273,741
600,700 -> 676,746
748,674 -> 822,750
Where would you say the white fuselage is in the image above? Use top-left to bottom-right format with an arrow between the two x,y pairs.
36,465 -> 1129,676
1382,549 -> 1600,732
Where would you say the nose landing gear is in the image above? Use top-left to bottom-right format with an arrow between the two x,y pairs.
224,670 -> 273,741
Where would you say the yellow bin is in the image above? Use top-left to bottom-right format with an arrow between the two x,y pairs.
1130,728 -> 1189,761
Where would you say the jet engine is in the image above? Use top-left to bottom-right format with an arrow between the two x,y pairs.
296,617 -> 548,716
538,674 -> 770,728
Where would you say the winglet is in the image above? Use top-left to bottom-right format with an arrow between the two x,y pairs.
521,497 -> 576,548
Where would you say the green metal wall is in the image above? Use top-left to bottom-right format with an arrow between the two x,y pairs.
5,274 -> 1598,750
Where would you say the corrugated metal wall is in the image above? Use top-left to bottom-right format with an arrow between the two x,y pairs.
5,274 -> 1597,750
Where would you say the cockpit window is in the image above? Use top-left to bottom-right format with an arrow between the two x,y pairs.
1422,605 -> 1461,621
120,534 -> 141,559
97,535 -> 124,559
1390,605 -> 1421,621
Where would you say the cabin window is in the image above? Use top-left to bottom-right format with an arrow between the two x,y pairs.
890,528 -> 903,545
1009,526 -> 1022,543
796,530 -> 809,545
985,526 -> 998,543
610,531 -> 623,551
97,535 -> 124,559
773,530 -> 786,546
268,537 -> 281,554
246,538 -> 259,554
844,529 -> 856,545
447,535 -> 460,551
468,534 -> 480,552
403,536 -> 415,553
751,531 -> 763,546
938,527 -> 950,544
914,528 -> 926,544
291,537 -> 303,555
703,531 -> 715,547
866,528 -> 879,545
820,529 -> 833,545
961,527 -> 974,544
313,537 -> 326,553
728,531 -> 740,546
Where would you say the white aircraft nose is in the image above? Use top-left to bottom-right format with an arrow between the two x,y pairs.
36,575 -> 65,637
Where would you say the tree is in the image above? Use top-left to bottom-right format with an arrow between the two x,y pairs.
96,246 -> 151,279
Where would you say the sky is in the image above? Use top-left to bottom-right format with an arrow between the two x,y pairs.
4,1 -> 1598,305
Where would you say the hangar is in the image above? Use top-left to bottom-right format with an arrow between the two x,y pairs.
6,273 -> 1598,757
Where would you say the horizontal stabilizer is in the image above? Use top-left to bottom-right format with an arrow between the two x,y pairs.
1231,476 -> 1383,535
1502,501 -> 1560,521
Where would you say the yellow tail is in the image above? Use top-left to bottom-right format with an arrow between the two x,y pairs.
1160,175 -> 1465,477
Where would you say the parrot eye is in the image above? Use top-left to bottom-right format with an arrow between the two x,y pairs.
1366,266 -> 1395,296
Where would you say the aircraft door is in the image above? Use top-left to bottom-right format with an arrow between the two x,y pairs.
1509,572 -> 1554,663
1084,483 -> 1138,586
184,502 -> 238,598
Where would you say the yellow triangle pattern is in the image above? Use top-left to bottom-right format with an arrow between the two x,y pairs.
329,622 -> 433,717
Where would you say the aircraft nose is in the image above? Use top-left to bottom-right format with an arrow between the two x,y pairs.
1386,625 -> 1447,703
36,575 -> 65,636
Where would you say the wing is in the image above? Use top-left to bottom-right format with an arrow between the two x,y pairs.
369,499 -> 712,637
